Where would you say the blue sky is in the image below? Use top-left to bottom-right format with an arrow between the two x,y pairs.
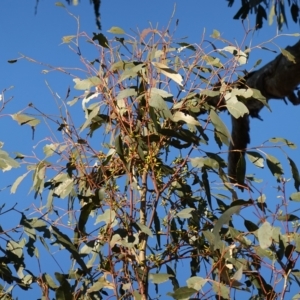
1,0 -> 300,298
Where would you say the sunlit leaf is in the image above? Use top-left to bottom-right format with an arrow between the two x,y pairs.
73,77 -> 101,90
62,35 -> 76,43
152,62 -> 183,87
246,151 -> 264,168
10,172 -> 29,194
11,113 -> 40,127
107,26 -> 125,34
269,137 -> 296,149
290,192 -> 300,201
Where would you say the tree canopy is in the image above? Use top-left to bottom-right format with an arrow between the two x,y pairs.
2,2 -> 300,300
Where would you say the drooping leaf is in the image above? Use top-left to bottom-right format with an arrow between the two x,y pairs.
246,151 -> 264,168
213,205 -> 241,249
166,265 -> 179,290
288,157 -> 300,191
198,170 -> 211,211
137,222 -> 153,237
266,154 -> 284,179
152,62 -> 183,87
51,226 -> 88,272
209,110 -> 230,147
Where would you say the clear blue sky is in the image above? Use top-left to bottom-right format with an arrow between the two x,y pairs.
1,0 -> 300,298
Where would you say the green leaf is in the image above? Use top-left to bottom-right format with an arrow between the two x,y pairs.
55,2 -> 65,8
277,214 -> 299,221
288,157 -> 300,191
92,32 -> 109,48
43,273 -> 58,290
77,203 -> 95,236
201,168 -> 212,210
213,205 -> 241,249
151,62 -> 183,87
212,282 -> 230,299
149,273 -> 173,284
167,286 -> 197,300
225,93 -> 249,118
107,26 -> 125,34
244,219 -> 259,232
186,276 -> 207,291
269,137 -> 296,148
137,222 -> 153,237
281,48 -> 296,63
173,111 -> 200,126
257,221 -> 273,249
51,226 -> 88,272
290,192 -> 300,201
209,110 -> 230,147
149,94 -> 172,119
150,88 -> 173,98
115,134 -> 125,160
0,148 -> 20,171
133,290 -> 142,300
292,293 -> 300,300
166,265 -> 179,290
211,29 -> 220,38
11,113 -> 40,127
94,209 -> 117,226
176,208 -> 195,219
53,177 -> 74,199
117,88 -> 137,100
246,151 -> 264,168
190,157 -> 219,169
73,76 -> 101,90
62,35 -> 76,43
266,154 -> 284,179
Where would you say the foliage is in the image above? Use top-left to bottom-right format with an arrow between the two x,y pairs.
227,0 -> 300,30
2,8 -> 300,300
